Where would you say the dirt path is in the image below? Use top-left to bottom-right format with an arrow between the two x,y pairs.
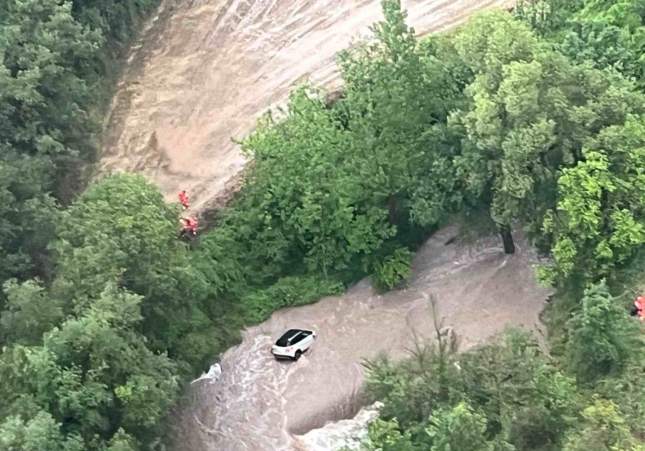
100,0 -> 514,212
174,226 -> 551,451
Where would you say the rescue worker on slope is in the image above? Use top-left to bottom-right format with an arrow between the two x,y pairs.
631,295 -> 645,321
178,190 -> 190,210
179,216 -> 199,240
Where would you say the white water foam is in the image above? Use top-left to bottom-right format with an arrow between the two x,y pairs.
294,402 -> 383,451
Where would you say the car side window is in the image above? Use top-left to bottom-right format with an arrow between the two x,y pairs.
289,333 -> 305,345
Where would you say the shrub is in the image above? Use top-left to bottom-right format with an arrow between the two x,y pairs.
372,248 -> 413,291
240,275 -> 343,324
565,281 -> 641,383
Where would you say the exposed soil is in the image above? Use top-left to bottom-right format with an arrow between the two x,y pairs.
173,225 -> 551,451
100,0 -> 514,213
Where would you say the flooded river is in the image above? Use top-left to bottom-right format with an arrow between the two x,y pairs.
173,226 -> 550,450
99,2 -> 535,449
101,0 -> 514,212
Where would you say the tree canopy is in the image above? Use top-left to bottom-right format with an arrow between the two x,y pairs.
0,0 -> 643,449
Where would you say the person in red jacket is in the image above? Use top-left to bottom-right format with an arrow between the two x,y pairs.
178,190 -> 190,210
631,295 -> 645,321
179,217 -> 198,239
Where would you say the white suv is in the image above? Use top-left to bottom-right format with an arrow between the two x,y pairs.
271,329 -> 316,360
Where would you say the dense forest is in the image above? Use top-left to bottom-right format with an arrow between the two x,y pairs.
354,1 -> 645,450
0,0 -> 643,450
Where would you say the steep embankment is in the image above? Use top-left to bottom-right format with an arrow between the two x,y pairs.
100,0 -> 514,212
175,226 -> 551,451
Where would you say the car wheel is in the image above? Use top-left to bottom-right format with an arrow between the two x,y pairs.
294,350 -> 302,361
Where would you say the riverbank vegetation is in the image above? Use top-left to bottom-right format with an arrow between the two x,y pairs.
356,1 -> 645,450
0,0 -> 642,449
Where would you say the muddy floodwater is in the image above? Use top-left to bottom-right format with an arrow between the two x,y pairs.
100,2 -> 534,449
101,0 -> 514,212
174,226 -> 551,451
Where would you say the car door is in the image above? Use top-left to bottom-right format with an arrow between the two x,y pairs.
298,331 -> 313,351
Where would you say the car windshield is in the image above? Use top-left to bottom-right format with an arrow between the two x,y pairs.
276,329 -> 302,347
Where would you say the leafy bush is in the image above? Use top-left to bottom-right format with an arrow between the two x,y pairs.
563,398 -> 642,451
427,402 -> 500,451
364,330 -> 579,450
363,418 -> 416,451
240,275 -> 344,324
594,361 -> 645,440
565,281 -> 641,383
371,247 -> 413,291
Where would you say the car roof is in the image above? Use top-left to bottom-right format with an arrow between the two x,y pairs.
275,329 -> 313,346
280,329 -> 312,336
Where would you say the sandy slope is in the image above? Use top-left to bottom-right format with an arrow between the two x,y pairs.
174,226 -> 551,451
100,0 -> 514,212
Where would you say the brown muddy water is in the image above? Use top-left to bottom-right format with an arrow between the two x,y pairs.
98,2 -> 537,449
100,0 -> 514,212
173,226 -> 551,450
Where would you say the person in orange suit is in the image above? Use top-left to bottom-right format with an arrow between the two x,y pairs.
179,217 -> 198,239
631,295 -> 645,321
178,190 -> 190,209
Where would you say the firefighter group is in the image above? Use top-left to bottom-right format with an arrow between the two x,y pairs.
178,190 -> 199,239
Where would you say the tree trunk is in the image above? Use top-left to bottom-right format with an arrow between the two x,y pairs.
499,224 -> 515,254
387,194 -> 399,225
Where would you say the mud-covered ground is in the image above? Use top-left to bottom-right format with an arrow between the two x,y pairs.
174,226 -> 551,451
100,0 -> 514,212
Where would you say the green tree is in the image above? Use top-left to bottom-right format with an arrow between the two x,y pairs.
236,88 -> 377,277
0,279 -> 63,345
339,0 -> 462,232
363,301 -> 460,433
458,331 -> 578,450
70,0 -> 160,45
371,247 -> 412,291
541,115 -> 645,285
0,0 -> 100,162
561,0 -> 645,88
68,0 -> 162,106
0,158 -> 59,300
0,0 -> 162,307
364,330 -> 578,450
565,281 -> 641,382
0,285 -> 179,449
363,418 -> 417,451
426,402 -> 498,451
51,174 -> 212,366
217,0 -> 463,288
514,0 -> 585,35
595,359 -> 645,439
0,411 -> 83,451
0,1 -> 197,449
0,0 -> 100,309
105,429 -> 138,451
563,398 -> 643,451
452,11 -> 643,253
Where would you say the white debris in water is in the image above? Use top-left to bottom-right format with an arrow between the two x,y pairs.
294,402 -> 383,451
191,363 -> 222,385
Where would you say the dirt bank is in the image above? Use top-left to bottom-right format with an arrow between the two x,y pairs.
173,225 -> 551,451
100,0 -> 514,213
